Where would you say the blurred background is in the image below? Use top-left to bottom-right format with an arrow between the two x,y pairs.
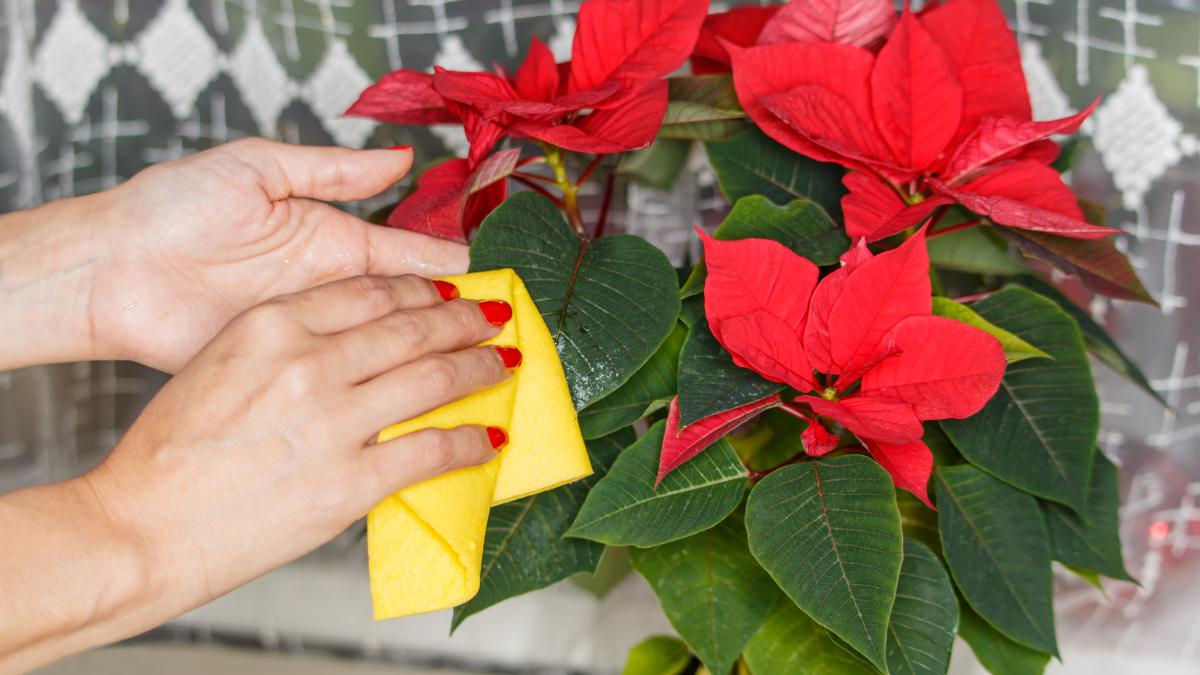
0,0 -> 1197,673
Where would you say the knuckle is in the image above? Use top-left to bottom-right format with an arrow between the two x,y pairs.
473,347 -> 506,383
277,355 -> 322,397
419,431 -> 458,474
447,299 -> 486,335
382,311 -> 427,355
418,356 -> 458,399
349,275 -> 395,313
229,137 -> 270,154
235,301 -> 288,335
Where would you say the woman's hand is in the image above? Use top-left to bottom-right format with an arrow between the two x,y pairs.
0,274 -> 516,671
0,138 -> 466,372
92,139 -> 468,372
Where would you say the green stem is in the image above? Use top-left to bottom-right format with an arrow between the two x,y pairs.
542,144 -> 586,237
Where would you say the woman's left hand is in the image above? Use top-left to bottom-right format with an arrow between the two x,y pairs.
88,139 -> 464,372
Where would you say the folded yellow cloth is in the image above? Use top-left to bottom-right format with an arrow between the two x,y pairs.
367,268 -> 592,619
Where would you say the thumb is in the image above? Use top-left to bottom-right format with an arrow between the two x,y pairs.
226,138 -> 414,203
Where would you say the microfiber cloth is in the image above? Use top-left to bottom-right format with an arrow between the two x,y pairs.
367,268 -> 592,619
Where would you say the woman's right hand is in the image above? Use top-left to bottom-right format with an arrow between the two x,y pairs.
65,274 -> 515,653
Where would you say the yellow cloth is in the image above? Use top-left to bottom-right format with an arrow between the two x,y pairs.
367,268 -> 592,619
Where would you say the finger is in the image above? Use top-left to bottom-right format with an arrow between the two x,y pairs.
358,425 -> 504,500
363,225 -> 470,277
330,299 -> 509,383
280,274 -> 457,335
272,200 -> 467,291
226,138 -> 414,202
350,346 -> 512,435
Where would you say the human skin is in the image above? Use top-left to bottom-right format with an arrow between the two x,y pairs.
0,140 -> 513,673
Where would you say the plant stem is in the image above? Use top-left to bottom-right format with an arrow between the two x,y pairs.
778,402 -> 811,421
511,170 -> 557,184
543,144 -> 586,237
928,218 -> 983,238
923,205 -> 950,234
595,169 -> 616,239
950,290 -> 994,304
511,175 -> 564,207
578,155 -> 604,185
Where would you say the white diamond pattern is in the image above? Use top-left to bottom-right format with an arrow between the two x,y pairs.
301,39 -> 375,148
133,0 -> 221,118
1021,41 -> 1074,122
31,0 -> 110,124
229,18 -> 293,136
1092,65 -> 1185,209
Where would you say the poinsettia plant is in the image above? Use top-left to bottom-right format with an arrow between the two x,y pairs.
349,0 -> 1159,673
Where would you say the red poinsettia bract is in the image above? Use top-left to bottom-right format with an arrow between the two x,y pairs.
726,0 -> 1118,244
347,0 -> 710,242
665,230 -> 1007,506
690,0 -> 897,74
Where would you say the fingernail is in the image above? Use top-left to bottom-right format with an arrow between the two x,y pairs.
478,300 -> 512,326
432,280 -> 458,301
494,346 -> 523,370
388,144 -> 413,151
486,427 -> 508,450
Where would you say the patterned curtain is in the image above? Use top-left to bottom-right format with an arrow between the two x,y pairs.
0,0 -> 1197,671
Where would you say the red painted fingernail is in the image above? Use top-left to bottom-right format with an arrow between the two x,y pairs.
432,280 -> 458,301
487,427 -> 508,450
388,144 -> 413,151
478,300 -> 512,326
494,346 -> 523,370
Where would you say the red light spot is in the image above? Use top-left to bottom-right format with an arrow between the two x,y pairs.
1149,521 -> 1170,540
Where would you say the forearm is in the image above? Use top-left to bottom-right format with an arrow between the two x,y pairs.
0,193 -> 116,370
0,474 -> 168,673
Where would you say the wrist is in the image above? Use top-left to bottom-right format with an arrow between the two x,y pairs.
0,191 -> 122,369
0,473 -> 159,670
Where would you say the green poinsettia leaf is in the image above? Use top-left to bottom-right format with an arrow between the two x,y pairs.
1042,452 -> 1136,582
743,599 -> 877,675
746,456 -> 903,673
579,322 -> 687,439
570,546 -> 633,598
681,195 -> 849,298
618,138 -> 693,190
471,192 -> 680,410
631,514 -> 780,675
940,286 -> 1099,512
676,308 -> 783,428
931,297 -> 1051,364
704,128 -> 845,218
936,466 -> 1058,656
1011,274 -> 1166,407
958,603 -> 1051,675
887,540 -> 958,675
622,635 -> 692,675
567,421 -> 746,547
450,429 -> 631,630
928,226 -> 1028,276
898,492 -> 941,554
661,74 -> 747,141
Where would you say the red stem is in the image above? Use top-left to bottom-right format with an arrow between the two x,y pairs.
950,290 -> 994,304
511,170 -> 557,184
778,402 -> 811,421
516,155 -> 545,168
578,155 -> 604,185
928,219 -> 983,238
923,205 -> 951,234
594,169 -> 616,239
511,175 -> 564,207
